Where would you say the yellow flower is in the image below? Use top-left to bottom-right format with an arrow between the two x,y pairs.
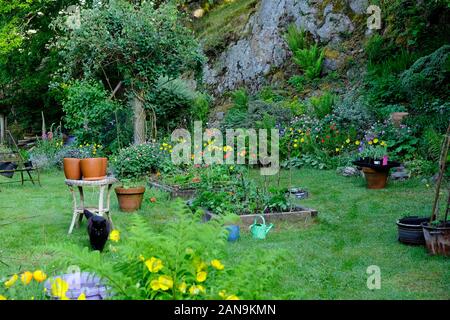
346,138 -> 350,144
226,295 -> 240,300
368,140 -> 373,145
21,271 -> 33,285
0,295 -> 7,300
300,138 -> 305,143
51,278 -> 69,299
294,139 -> 298,142
189,284 -> 206,295
33,270 -> 47,283
196,271 -> 207,283
355,140 -> 361,146
289,128 -> 293,131
373,138 -> 379,144
219,290 -> 227,298
380,141 -> 386,146
4,274 -> 18,288
145,257 -> 163,273
150,279 -> 160,291
195,260 -> 207,273
211,259 -> 224,271
336,148 -> 340,152
151,275 -> 173,291
293,144 -> 298,148
178,282 -> 187,294
77,293 -> 86,300
109,230 -> 120,242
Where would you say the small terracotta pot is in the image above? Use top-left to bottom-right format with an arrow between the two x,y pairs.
362,167 -> 388,189
63,158 -> 81,180
80,158 -> 107,181
115,186 -> 146,212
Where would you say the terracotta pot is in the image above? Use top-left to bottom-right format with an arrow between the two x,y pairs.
391,112 -> 409,127
80,158 -> 107,181
421,222 -> 450,257
115,186 -> 146,212
63,158 -> 81,180
362,167 -> 388,189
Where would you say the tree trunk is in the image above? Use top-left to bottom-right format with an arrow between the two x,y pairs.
132,91 -> 146,145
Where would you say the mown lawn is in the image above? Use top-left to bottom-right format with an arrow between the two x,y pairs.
0,169 -> 448,299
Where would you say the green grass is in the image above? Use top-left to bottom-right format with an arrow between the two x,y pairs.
192,0 -> 259,55
0,169 -> 449,299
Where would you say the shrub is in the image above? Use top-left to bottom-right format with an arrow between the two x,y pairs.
287,75 -> 305,92
114,143 -> 170,184
63,79 -> 123,151
400,45 -> 450,98
310,92 -> 335,119
147,78 -> 200,135
331,91 -> 374,134
191,93 -> 211,123
230,88 -> 249,110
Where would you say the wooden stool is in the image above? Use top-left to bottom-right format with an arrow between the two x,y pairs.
65,177 -> 117,234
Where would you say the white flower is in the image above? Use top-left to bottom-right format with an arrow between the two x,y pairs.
37,12 -> 44,16
26,29 -> 37,35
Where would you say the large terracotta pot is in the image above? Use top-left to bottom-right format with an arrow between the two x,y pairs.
362,167 -> 388,189
115,186 -> 146,212
80,158 -> 107,181
421,222 -> 450,257
63,158 -> 81,180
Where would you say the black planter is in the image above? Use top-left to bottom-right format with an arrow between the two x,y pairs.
0,162 -> 18,178
396,216 -> 430,245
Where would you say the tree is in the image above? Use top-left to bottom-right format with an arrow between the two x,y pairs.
0,0 -> 79,132
53,0 -> 204,144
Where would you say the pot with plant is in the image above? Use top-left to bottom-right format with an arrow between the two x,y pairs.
352,141 -> 400,189
114,144 -> 158,212
421,124 -> 450,256
79,143 -> 107,181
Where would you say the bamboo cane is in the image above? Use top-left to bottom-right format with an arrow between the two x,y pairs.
430,123 -> 450,222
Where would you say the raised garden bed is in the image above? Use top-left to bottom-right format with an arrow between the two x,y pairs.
203,206 -> 318,228
149,181 -> 198,199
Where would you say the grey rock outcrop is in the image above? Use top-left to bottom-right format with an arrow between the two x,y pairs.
204,0 -> 367,95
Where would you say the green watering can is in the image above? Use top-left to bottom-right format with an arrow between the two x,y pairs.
249,215 -> 274,240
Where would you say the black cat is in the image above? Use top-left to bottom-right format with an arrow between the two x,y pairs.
84,209 -> 111,252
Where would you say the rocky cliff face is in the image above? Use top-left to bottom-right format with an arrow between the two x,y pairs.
203,0 -> 368,95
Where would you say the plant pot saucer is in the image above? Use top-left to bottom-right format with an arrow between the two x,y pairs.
83,175 -> 107,181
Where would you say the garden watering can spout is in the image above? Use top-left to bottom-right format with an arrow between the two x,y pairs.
265,224 -> 274,235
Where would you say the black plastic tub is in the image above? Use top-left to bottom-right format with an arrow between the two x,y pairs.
396,217 -> 429,245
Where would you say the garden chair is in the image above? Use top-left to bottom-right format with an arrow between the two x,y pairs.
0,130 -> 41,187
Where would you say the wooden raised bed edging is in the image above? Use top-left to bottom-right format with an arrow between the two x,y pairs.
203,207 -> 318,228
149,181 -> 197,200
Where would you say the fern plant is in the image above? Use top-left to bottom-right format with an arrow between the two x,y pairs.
293,44 -> 325,80
285,24 -> 309,52
51,200 -> 285,300
310,92 -> 335,119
